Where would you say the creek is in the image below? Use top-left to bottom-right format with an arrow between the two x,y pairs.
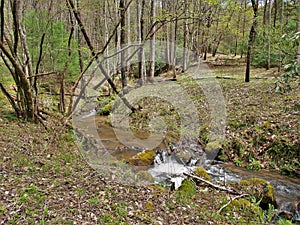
75,114 -> 300,222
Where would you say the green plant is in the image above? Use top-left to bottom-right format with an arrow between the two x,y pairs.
234,158 -> 242,167
275,61 -> 300,92
88,197 -> 99,205
115,203 -> 128,218
176,179 -> 196,202
247,158 -> 262,170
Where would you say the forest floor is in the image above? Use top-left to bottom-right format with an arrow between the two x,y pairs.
0,59 -> 299,224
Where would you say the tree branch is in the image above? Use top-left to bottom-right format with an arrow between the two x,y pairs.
183,172 -> 241,195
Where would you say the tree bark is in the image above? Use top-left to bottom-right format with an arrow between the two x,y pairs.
148,0 -> 156,81
137,0 -> 145,83
183,0 -> 188,72
297,2 -> 300,64
267,0 -> 272,70
120,0 -> 127,92
245,0 -> 258,83
66,0 -> 136,114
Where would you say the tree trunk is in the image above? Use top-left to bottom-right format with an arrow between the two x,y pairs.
297,3 -> 300,64
120,0 -> 127,92
241,0 -> 247,58
273,0 -> 277,27
148,0 -> 156,81
245,0 -> 258,82
267,0 -> 272,70
0,0 -> 36,121
137,0 -> 145,83
127,0 -> 131,71
183,0 -> 188,72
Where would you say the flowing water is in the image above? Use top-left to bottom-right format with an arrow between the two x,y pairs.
77,114 -> 300,221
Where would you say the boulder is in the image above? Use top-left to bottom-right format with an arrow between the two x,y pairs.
128,150 -> 155,166
238,178 -> 276,209
205,140 -> 222,160
172,138 -> 204,166
193,166 -> 211,181
136,170 -> 154,183
222,198 -> 262,222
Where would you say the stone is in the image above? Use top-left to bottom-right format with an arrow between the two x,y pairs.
193,166 -> 211,181
205,140 -> 222,160
136,170 -> 155,183
239,178 -> 276,209
223,198 -> 262,221
128,150 -> 155,166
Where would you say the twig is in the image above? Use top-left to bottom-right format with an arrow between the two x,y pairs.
183,172 -> 240,195
216,76 -> 236,79
217,194 -> 249,214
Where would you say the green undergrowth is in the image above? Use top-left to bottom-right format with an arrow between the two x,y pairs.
216,67 -> 299,176
1,109 -> 294,224
0,58 -> 298,223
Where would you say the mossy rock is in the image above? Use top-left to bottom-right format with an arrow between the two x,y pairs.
177,179 -> 196,198
205,140 -> 222,160
193,166 -> 211,181
239,178 -> 276,209
223,198 -> 262,222
136,170 -> 154,183
128,150 -> 155,166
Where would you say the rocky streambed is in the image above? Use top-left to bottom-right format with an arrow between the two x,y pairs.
75,114 -> 300,223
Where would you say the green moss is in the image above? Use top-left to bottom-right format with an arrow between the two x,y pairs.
193,166 -> 211,181
128,150 -> 155,166
176,179 -> 196,201
239,178 -> 275,208
223,198 -> 262,222
136,170 -> 154,183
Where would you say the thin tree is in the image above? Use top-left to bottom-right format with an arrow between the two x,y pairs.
137,0 -> 145,83
148,0 -> 156,81
120,0 -> 127,92
245,0 -> 258,82
0,0 -> 35,121
297,2 -> 300,64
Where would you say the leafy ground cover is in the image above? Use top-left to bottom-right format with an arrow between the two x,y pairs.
0,118 -> 271,224
0,58 -> 299,224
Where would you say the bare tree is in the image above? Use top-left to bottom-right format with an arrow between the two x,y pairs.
245,0 -> 258,82
148,0 -> 156,81
0,0 -> 36,121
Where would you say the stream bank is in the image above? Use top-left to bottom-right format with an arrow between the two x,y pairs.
86,114 -> 300,222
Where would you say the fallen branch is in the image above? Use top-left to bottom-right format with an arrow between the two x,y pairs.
254,77 -> 275,80
217,194 -> 249,214
216,76 -> 236,79
183,172 -> 241,195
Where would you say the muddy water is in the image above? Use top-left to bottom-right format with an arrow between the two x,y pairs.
78,115 -> 166,161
